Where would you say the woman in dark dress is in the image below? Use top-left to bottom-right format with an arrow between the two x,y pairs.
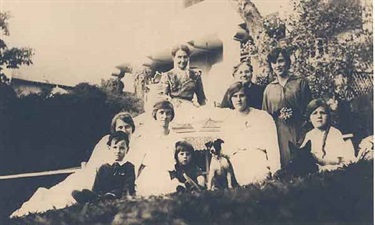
262,48 -> 312,168
220,61 -> 264,110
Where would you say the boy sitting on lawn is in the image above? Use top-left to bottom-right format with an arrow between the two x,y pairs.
72,131 -> 135,203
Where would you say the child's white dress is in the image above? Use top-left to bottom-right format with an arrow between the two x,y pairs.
221,108 -> 281,185
302,126 -> 356,171
133,128 -> 180,196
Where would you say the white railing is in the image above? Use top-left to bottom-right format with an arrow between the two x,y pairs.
0,163 -> 85,180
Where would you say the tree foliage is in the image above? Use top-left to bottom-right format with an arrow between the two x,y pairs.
242,0 -> 373,98
0,12 -> 33,79
287,0 -> 371,98
289,0 -> 362,38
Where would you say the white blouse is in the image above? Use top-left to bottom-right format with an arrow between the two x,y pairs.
221,108 -> 281,175
302,126 -> 355,168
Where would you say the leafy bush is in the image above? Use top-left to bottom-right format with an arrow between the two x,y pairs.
241,0 -> 373,99
0,83 -> 143,175
10,161 -> 373,225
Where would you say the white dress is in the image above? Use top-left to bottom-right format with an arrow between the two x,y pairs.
133,127 -> 181,196
221,108 -> 281,185
302,126 -> 356,171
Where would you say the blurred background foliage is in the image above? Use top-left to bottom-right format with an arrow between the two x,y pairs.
0,82 -> 143,175
239,0 -> 372,99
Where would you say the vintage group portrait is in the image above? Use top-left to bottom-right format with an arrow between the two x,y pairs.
0,0 -> 373,224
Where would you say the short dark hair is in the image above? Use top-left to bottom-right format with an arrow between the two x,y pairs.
232,61 -> 253,77
110,112 -> 135,134
174,141 -> 194,162
304,98 -> 331,127
226,82 -> 247,109
267,47 -> 291,73
107,131 -> 130,148
333,68 -> 352,82
152,100 -> 175,121
171,44 -> 191,57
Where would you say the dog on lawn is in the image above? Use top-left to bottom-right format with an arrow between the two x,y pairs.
205,138 -> 238,190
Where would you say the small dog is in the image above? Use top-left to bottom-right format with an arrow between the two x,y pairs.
205,139 -> 238,190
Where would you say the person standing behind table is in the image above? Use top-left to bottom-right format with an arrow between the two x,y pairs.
262,47 -> 312,168
220,61 -> 264,109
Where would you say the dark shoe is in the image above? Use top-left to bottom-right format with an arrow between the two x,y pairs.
72,189 -> 97,204
176,185 -> 186,193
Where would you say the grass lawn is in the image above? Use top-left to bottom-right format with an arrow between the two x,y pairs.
10,160 -> 373,225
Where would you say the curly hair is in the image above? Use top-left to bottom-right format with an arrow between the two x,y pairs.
267,47 -> 291,74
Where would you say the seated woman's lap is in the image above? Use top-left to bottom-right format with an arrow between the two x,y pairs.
230,150 -> 270,185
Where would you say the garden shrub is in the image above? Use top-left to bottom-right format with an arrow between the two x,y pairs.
0,83 -> 143,175
10,160 -> 373,225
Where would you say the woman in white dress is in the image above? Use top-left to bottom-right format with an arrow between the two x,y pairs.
301,99 -> 356,171
134,100 -> 181,196
11,112 -> 139,217
221,82 -> 281,185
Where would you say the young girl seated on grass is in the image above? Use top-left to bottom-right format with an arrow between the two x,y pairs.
72,131 -> 135,203
301,99 -> 356,171
169,141 -> 206,193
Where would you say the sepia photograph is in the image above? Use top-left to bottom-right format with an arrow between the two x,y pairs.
0,0 -> 373,224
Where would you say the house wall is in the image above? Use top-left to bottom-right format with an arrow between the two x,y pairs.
190,48 -> 223,104
204,36 -> 242,104
190,48 -> 223,76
